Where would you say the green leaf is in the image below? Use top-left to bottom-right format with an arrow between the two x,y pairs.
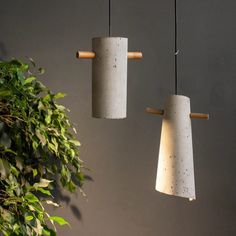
48,216 -> 70,226
76,172 -> 85,182
45,110 -> 52,124
1,208 -> 14,223
35,129 -> 46,146
13,223 -> 20,232
25,215 -> 34,221
69,139 -> 81,146
48,142 -> 57,154
33,168 -> 38,177
33,178 -> 53,188
43,94 -> 51,102
51,137 -> 58,152
16,157 -> 23,171
55,104 -> 66,110
20,62 -> 29,71
4,149 -> 17,155
17,71 -> 25,84
38,67 -> 45,74
25,193 -> 39,203
24,76 -> 36,85
54,92 -> 66,99
37,188 -> 51,196
45,200 -> 59,207
11,166 -> 19,177
0,159 -> 10,179
28,203 -> 43,214
33,218 -> 43,235
42,225 -> 56,236
0,87 -> 11,97
38,101 -> 46,111
72,127 -> 77,134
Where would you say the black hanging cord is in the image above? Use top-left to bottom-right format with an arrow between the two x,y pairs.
109,0 -> 112,36
174,0 -> 178,95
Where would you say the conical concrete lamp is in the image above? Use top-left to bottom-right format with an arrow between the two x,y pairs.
146,99 -> 209,200
76,0 -> 142,119
146,0 -> 209,200
156,95 -> 195,200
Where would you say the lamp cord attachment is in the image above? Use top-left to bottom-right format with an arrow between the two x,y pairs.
174,0 -> 178,95
109,0 -> 112,37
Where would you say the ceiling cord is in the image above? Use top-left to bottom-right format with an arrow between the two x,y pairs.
109,0 -> 112,37
174,0 -> 178,95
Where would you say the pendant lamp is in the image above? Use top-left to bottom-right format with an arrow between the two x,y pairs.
146,0 -> 209,200
76,0 -> 143,119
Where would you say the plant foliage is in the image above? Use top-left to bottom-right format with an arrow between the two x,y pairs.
0,59 -> 85,235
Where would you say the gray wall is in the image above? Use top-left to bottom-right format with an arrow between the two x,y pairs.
1,0 -> 236,235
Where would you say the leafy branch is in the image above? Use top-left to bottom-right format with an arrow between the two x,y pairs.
0,59 -> 85,235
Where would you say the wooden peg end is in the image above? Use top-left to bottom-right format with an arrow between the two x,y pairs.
128,52 -> 143,59
190,113 -> 209,120
146,107 -> 164,116
76,51 -> 95,59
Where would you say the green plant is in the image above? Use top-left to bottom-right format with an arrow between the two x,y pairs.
0,59 -> 85,235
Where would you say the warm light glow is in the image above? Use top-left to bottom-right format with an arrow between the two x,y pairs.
155,95 -> 196,200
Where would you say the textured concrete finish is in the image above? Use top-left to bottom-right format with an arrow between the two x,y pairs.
0,0 -> 236,235
156,95 -> 195,200
92,37 -> 128,119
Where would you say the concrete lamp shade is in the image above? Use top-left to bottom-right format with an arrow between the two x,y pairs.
146,95 -> 209,200
76,37 -> 143,119
92,37 -> 127,119
156,95 -> 195,200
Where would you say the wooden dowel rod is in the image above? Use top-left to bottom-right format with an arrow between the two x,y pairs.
146,108 -> 209,120
76,51 -> 95,59
146,107 -> 164,115
190,113 -> 209,120
128,52 -> 143,59
76,51 -> 143,59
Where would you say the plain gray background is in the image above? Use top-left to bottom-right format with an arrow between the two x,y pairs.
1,0 -> 236,235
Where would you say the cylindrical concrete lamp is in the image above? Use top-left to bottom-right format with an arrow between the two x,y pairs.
146,95 -> 209,200
76,38 -> 142,119
76,0 -> 142,119
92,37 -> 127,119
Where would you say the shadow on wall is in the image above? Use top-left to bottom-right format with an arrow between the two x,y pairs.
0,42 -> 7,60
53,174 -> 93,221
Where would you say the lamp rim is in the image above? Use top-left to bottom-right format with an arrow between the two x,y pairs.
92,36 -> 128,40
